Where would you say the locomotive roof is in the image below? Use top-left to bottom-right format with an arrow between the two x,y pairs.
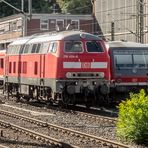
108,41 -> 148,48
10,31 -> 101,45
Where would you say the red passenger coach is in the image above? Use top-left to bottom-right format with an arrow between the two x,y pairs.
109,41 -> 148,96
5,31 -> 110,107
0,50 -> 5,86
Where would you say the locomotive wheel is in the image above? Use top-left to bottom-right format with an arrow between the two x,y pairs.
59,91 -> 71,108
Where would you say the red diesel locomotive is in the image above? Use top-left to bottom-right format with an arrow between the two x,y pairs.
109,41 -> 148,96
4,30 -> 110,107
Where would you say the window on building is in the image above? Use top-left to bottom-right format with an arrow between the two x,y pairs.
40,19 -> 49,30
9,21 -> 17,31
71,20 -> 79,30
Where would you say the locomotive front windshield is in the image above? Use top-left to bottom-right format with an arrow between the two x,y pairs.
65,41 -> 83,52
113,48 -> 148,69
64,41 -> 104,53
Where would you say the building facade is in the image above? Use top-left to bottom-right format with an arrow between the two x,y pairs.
0,13 -> 94,49
94,0 -> 148,43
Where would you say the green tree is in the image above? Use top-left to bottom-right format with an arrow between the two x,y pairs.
56,0 -> 92,14
0,0 -> 57,17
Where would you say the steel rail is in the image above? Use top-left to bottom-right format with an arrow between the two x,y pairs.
0,109 -> 130,148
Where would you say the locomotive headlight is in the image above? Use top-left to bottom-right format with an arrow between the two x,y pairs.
93,81 -> 97,85
75,81 -> 78,85
66,72 -> 72,78
98,72 -> 104,78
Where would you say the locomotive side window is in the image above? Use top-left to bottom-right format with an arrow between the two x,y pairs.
48,42 -> 57,53
65,41 -> 83,52
86,41 -> 103,52
41,42 -> 50,53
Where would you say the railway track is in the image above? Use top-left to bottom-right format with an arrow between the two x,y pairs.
0,109 -> 130,148
0,119 -> 77,148
73,110 -> 117,125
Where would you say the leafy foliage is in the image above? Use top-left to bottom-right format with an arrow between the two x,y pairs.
116,89 -> 148,143
56,0 -> 92,14
0,0 -> 92,18
0,0 -> 57,17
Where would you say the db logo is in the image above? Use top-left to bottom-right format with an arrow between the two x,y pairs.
81,62 -> 91,68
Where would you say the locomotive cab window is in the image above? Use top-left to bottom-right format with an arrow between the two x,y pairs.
48,42 -> 57,53
86,41 -> 103,52
65,41 -> 83,52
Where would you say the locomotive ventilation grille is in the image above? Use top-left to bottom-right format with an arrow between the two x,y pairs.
66,72 -> 104,78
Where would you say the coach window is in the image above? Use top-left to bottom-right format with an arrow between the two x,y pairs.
23,62 -> 27,74
13,62 -> 16,73
36,43 -> 42,53
86,41 -> 103,52
48,42 -> 57,53
15,45 -> 22,54
65,41 -> 83,52
19,45 -> 25,54
9,62 -> 12,73
41,42 -> 50,53
18,62 -> 22,73
7,46 -> 11,54
10,45 -> 14,54
133,54 -> 146,68
0,58 -> 3,68
31,44 -> 38,53
145,55 -> 148,66
24,44 -> 30,53
115,55 -> 132,68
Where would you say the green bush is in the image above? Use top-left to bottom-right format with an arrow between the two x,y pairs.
116,89 -> 148,143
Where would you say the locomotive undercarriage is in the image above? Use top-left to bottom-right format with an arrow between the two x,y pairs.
4,78 -> 110,108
